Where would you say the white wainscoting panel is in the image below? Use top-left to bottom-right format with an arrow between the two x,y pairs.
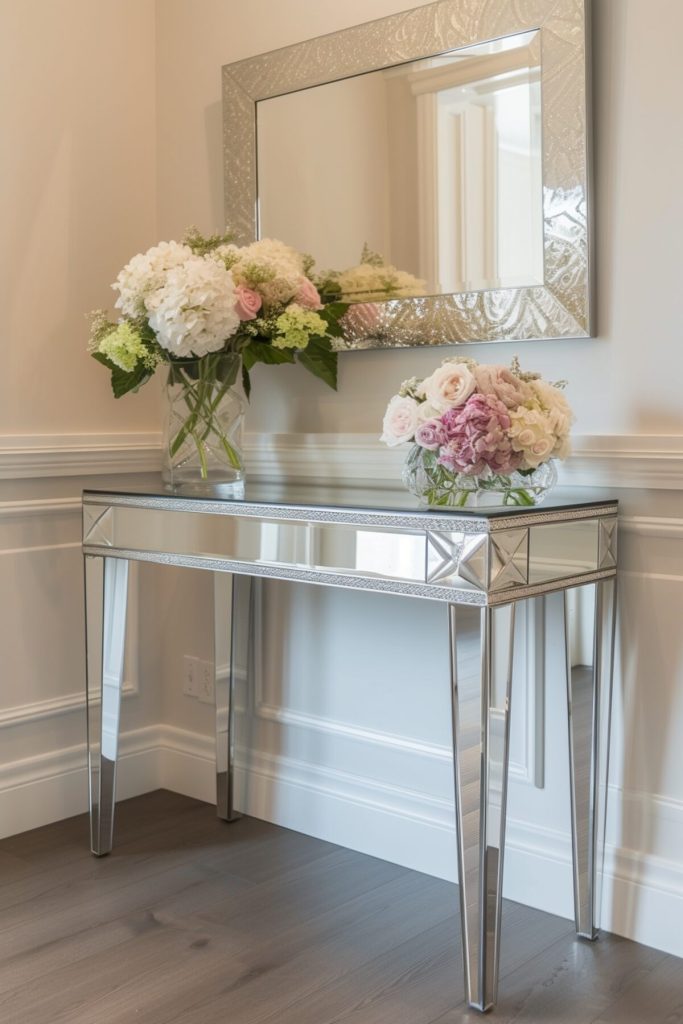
0,435 -> 160,837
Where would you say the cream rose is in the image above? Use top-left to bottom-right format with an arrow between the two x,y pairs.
380,395 -> 421,447
420,362 -> 475,412
508,406 -> 556,469
416,400 -> 441,423
530,379 -> 574,454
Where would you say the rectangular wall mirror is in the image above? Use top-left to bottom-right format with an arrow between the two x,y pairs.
223,0 -> 592,350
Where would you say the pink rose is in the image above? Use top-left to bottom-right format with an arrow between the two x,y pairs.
415,418 -> 449,451
234,285 -> 262,321
295,277 -> 323,310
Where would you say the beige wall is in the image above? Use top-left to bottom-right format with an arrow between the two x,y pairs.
155,0 -> 683,439
0,0 -> 162,838
0,0 -> 161,435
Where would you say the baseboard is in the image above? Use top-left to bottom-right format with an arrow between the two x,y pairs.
162,729 -> 683,960
0,726 -> 162,840
1,724 -> 681,957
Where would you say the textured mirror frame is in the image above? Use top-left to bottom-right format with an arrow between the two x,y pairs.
222,0 -> 593,349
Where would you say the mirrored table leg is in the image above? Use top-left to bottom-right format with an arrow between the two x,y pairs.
214,572 -> 253,822
84,555 -> 129,856
448,601 -> 516,1012
560,579 -> 617,939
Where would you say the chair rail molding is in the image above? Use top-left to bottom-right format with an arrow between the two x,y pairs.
0,432 -> 162,478
1,430 -> 682,487
241,432 -> 683,490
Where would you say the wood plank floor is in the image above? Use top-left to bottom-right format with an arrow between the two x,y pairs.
0,791 -> 679,1023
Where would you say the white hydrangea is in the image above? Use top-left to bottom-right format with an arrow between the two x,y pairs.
145,256 -> 240,357
112,240 -> 193,317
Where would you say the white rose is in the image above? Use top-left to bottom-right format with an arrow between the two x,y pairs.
530,379 -> 574,455
416,401 -> 441,423
420,362 -> 475,412
508,406 -> 556,469
380,395 -> 421,447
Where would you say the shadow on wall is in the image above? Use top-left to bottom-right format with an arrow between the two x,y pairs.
205,100 -> 224,231
611,570 -> 682,943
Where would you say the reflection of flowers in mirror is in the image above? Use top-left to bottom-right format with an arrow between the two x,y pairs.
317,244 -> 426,304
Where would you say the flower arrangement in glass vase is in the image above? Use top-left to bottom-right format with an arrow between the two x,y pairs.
89,228 -> 347,495
381,356 -> 574,508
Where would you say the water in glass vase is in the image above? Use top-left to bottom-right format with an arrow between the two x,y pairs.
162,353 -> 245,497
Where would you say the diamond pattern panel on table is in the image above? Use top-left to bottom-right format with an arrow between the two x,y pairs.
426,532 -> 465,584
458,534 -> 489,591
83,506 -> 114,547
489,529 -> 529,592
598,519 -> 617,570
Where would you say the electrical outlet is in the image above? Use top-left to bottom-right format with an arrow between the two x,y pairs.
183,655 -> 200,698
198,659 -> 215,704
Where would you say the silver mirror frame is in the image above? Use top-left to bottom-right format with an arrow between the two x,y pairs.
222,0 -> 593,349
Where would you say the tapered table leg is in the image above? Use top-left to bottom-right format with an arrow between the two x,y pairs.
449,602 -> 516,1012
561,579 -> 617,939
84,555 -> 129,856
214,572 -> 253,822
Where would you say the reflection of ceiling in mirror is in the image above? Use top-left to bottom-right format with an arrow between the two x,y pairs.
256,29 -> 543,302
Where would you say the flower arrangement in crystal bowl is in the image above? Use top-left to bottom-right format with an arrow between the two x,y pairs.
380,357 -> 574,508
89,228 -> 347,495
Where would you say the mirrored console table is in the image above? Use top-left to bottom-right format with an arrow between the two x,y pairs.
82,480 -> 617,1013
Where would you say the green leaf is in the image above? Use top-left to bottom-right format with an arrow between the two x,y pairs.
92,351 -> 152,398
242,342 -> 295,371
317,302 -> 349,338
297,337 -> 338,391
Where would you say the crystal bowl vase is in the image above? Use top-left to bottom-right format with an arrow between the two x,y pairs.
162,353 -> 245,497
402,445 -> 557,509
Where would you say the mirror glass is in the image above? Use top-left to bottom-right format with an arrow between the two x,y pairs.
256,30 -> 543,302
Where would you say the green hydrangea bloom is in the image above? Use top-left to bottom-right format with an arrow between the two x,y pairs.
98,322 -> 150,372
272,305 -> 327,350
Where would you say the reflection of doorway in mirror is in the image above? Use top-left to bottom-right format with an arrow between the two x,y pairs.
408,32 -> 543,294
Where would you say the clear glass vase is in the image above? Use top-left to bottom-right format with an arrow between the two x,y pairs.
162,353 -> 245,497
402,445 -> 558,508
